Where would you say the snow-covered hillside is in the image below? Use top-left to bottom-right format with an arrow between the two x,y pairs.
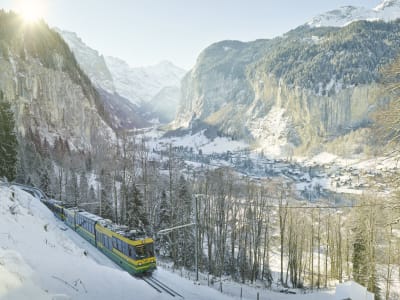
0,183 -> 234,300
0,182 -> 376,300
307,0 -> 400,27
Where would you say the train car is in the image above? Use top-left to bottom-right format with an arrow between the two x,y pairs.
75,211 -> 102,246
95,221 -> 156,275
64,207 -> 77,230
43,199 -> 65,221
43,198 -> 156,275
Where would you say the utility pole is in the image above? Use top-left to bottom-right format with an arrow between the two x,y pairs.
195,194 -> 199,282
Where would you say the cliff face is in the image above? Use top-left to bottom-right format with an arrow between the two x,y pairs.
175,21 -> 400,155
56,29 -> 115,94
0,12 -> 114,150
58,29 -> 186,125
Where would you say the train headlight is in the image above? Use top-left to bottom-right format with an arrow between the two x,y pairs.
138,262 -> 142,266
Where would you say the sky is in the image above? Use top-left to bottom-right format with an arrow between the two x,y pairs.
0,0 -> 382,70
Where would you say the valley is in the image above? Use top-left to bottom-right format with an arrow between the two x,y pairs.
1,0 -> 400,299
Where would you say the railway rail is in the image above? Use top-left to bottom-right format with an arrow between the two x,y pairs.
142,276 -> 184,298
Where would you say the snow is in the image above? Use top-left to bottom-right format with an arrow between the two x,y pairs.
248,106 -> 291,157
307,0 -> 400,28
0,183 -> 235,300
0,179 -> 376,300
147,128 -> 249,155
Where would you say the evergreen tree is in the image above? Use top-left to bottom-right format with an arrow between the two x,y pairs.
156,190 -> 171,256
175,175 -> 194,267
88,184 -> 97,213
99,168 -> 113,220
79,170 -> 89,205
0,95 -> 17,181
66,171 -> 79,206
39,159 -> 52,196
126,184 -> 148,229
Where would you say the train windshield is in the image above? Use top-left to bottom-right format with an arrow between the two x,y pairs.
133,243 -> 154,259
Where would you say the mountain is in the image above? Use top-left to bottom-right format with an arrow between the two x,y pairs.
174,20 -> 400,156
0,12 -> 115,150
96,87 -> 150,129
105,57 -> 186,106
56,29 -> 151,129
141,86 -> 181,123
57,29 -> 186,123
56,29 -> 115,93
307,0 -> 400,27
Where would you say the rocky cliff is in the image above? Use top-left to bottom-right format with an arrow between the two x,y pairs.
175,20 -> 400,155
57,29 -> 186,124
0,12 -> 114,150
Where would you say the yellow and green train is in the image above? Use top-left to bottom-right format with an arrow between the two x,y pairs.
44,199 -> 156,275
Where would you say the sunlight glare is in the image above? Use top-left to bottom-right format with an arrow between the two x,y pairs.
16,0 -> 47,24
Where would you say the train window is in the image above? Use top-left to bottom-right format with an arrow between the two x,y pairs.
112,237 -> 117,248
117,239 -> 122,251
145,243 -> 155,257
128,246 -> 136,259
135,245 -> 146,259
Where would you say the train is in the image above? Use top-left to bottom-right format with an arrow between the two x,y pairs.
43,198 -> 156,275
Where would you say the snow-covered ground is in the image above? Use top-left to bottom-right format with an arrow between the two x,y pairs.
0,183 -> 375,299
146,127 -> 249,155
0,183 -> 235,300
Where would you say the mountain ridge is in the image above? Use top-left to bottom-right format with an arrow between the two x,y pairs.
174,19 -> 400,156
307,0 -> 400,27
0,12 -> 115,151
57,29 -> 186,124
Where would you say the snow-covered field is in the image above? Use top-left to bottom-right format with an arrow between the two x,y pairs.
0,183 -> 374,300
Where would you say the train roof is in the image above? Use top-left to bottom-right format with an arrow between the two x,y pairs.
75,211 -> 147,240
77,210 -> 104,223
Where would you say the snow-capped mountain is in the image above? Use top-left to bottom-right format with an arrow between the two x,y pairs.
175,19 -> 400,156
56,29 -> 115,93
105,57 -> 186,106
307,0 -> 400,27
57,29 -> 186,122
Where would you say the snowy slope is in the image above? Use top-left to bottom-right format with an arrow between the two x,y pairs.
0,184 -> 235,300
307,0 -> 400,27
0,182 -> 374,300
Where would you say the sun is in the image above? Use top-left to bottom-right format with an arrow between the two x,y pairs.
16,0 -> 47,24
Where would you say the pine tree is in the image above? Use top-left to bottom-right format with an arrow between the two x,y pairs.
79,171 -> 89,205
126,184 -> 149,229
0,95 -> 17,181
156,190 -> 171,256
66,171 -> 79,206
175,175 -> 194,267
99,168 -> 113,220
39,160 -> 51,196
88,184 -> 97,213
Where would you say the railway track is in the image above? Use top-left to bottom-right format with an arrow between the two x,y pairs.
142,276 -> 184,298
